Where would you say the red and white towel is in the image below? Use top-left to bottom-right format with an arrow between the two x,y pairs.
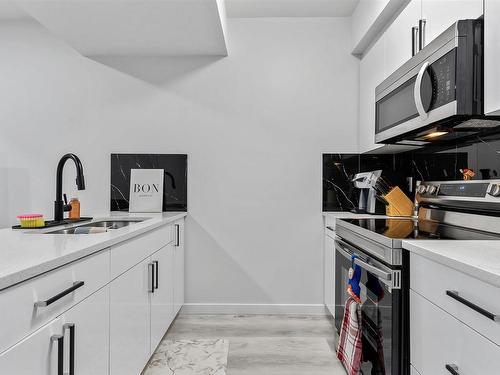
337,297 -> 363,375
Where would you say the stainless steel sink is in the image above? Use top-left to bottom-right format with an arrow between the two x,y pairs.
46,219 -> 144,234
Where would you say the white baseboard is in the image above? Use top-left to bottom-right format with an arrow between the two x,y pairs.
180,303 -> 328,315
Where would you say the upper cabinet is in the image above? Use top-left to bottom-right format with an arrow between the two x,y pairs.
359,35 -> 386,153
384,0 -> 483,79
384,0 -> 421,77
421,0 -> 483,44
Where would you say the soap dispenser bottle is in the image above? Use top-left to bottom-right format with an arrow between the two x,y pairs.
69,197 -> 80,220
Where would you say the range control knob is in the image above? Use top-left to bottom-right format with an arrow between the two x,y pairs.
417,185 -> 427,194
487,184 -> 500,197
427,185 -> 438,195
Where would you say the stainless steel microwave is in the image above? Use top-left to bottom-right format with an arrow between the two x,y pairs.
375,18 -> 500,145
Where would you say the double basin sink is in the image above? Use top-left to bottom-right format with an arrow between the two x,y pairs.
46,219 -> 144,234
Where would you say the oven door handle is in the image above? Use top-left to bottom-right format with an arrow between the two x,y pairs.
335,239 -> 392,281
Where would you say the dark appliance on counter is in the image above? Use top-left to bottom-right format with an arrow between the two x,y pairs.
375,18 -> 500,146
334,179 -> 500,375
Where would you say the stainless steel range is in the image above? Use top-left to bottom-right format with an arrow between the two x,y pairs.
334,179 -> 500,375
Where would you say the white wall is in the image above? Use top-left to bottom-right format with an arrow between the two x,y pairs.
0,17 -> 359,311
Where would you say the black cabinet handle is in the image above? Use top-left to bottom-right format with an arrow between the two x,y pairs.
446,364 -> 460,375
51,334 -> 64,375
446,290 -> 499,322
412,26 -> 419,56
419,19 -> 426,50
64,323 -> 75,375
175,224 -> 180,247
153,260 -> 159,290
149,263 -> 155,293
35,281 -> 85,308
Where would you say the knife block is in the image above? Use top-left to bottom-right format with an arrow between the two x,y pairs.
383,187 -> 414,217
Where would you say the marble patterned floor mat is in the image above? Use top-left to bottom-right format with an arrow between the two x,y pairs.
143,339 -> 229,375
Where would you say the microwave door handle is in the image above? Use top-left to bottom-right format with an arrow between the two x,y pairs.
335,239 -> 392,281
414,61 -> 430,119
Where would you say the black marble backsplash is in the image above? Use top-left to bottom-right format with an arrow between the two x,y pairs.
111,154 -> 187,212
323,137 -> 500,211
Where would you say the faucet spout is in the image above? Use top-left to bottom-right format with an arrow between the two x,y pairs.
54,153 -> 85,222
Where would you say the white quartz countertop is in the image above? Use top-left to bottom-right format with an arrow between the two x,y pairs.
0,211 -> 187,291
403,240 -> 500,288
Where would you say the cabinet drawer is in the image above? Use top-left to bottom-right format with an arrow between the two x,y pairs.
410,253 -> 500,345
0,249 -> 110,354
110,224 -> 173,278
0,316 -> 63,374
411,290 -> 500,375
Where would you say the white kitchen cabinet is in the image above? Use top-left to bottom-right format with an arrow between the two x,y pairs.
150,243 -> 175,352
0,218 -> 185,375
0,317 -> 63,374
173,219 -> 185,315
62,286 -> 110,375
384,0 -> 483,77
110,258 -> 151,375
110,224 -> 172,279
421,0 -> 483,45
384,0 -> 421,76
0,248 -> 110,354
411,252 -> 500,345
410,289 -> 500,375
358,34 -> 386,153
324,230 -> 336,317
485,0 -> 500,115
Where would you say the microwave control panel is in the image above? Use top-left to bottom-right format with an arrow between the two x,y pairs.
428,48 -> 456,110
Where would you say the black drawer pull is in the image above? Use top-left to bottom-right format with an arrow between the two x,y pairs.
175,224 -> 180,247
51,334 -> 64,375
446,290 -> 499,322
64,323 -> 75,375
446,364 -> 460,375
153,260 -> 159,290
149,262 -> 155,293
35,281 -> 85,308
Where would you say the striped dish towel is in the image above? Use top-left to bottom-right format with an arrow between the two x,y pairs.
337,297 -> 363,375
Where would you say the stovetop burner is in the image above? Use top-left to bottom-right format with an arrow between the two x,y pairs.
343,218 -> 500,241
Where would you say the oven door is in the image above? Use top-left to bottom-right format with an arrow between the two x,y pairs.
334,237 -> 404,375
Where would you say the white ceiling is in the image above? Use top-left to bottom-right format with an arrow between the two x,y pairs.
17,0 -> 228,56
225,0 -> 360,18
0,0 -> 361,21
0,2 -> 30,20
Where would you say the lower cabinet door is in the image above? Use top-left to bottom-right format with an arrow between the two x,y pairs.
0,317 -> 63,374
110,258 -> 151,375
411,289 -> 500,375
151,243 -> 175,352
174,220 -> 185,315
62,286 -> 110,375
324,233 -> 335,317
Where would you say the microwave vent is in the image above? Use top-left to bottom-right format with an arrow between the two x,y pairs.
454,119 -> 500,129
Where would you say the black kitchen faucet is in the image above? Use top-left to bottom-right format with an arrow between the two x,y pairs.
54,153 -> 85,222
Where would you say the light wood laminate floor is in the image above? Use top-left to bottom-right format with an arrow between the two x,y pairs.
164,314 -> 346,375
